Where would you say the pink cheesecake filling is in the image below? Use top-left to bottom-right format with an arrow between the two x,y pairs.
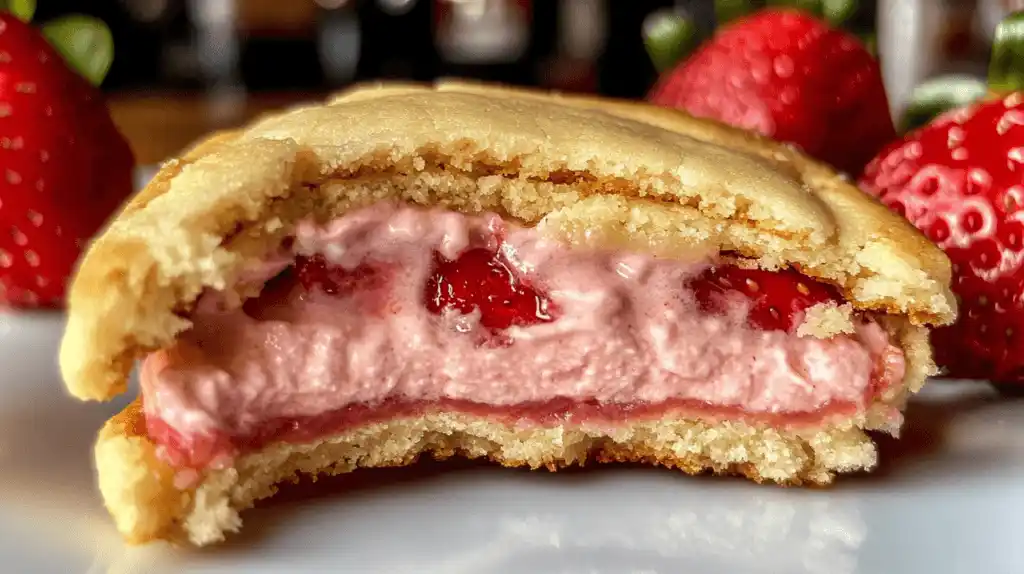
141,202 -> 906,469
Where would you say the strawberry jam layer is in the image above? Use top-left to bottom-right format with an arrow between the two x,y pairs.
141,202 -> 906,469
147,397 -> 873,471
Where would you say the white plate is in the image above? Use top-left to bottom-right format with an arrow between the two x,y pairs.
1,311 -> 1023,574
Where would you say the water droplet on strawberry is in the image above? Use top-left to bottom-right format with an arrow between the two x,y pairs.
915,174 -> 940,196
928,219 -> 951,244
886,199 -> 907,218
966,168 -> 992,195
963,210 -> 985,233
970,239 -> 1002,270
998,220 -> 1024,251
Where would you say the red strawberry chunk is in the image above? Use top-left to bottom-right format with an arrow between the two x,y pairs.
424,248 -> 556,330
689,265 -> 842,332
293,250 -> 838,336
294,248 -> 556,331
296,254 -> 387,296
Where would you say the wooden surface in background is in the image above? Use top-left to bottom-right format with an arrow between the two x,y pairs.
108,92 -> 326,166
236,0 -> 319,34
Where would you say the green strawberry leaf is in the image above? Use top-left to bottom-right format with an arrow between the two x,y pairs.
643,9 -> 697,73
765,0 -> 823,17
860,32 -> 876,56
989,11 -> 1024,94
900,75 -> 988,133
41,15 -> 114,87
822,0 -> 858,26
714,0 -> 754,25
0,0 -> 35,22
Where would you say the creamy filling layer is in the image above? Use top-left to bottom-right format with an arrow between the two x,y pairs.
141,202 -> 906,469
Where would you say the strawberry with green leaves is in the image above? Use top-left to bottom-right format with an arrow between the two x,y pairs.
0,1 -> 133,308
644,4 -> 893,175
858,12 -> 1024,389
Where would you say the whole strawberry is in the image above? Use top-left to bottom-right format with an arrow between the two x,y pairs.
647,8 -> 895,175
859,12 -> 1024,388
0,8 -> 134,308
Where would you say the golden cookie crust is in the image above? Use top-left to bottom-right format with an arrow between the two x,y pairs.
62,82 -> 954,546
60,82 -> 953,402
97,398 -> 876,546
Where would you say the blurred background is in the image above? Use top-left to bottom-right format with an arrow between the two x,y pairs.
32,0 -> 1023,166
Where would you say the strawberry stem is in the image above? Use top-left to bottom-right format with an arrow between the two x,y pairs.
859,31 -> 876,56
898,10 -> 1024,132
41,15 -> 115,87
760,0 -> 859,27
0,0 -> 35,23
765,0 -> 822,17
988,11 -> 1024,95
714,0 -> 754,25
900,74 -> 989,132
821,0 -> 858,27
643,8 -> 697,73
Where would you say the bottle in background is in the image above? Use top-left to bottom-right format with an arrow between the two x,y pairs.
235,0 -> 323,91
316,1 -> 362,87
877,0 -> 1022,121
539,0 -> 606,93
355,0 -> 438,82
433,0 -> 538,84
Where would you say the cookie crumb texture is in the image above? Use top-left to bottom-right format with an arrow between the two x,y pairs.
61,83 -> 953,403
99,401 -> 875,546
62,82 -> 954,546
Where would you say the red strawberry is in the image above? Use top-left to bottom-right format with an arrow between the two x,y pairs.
0,13 -> 134,308
689,265 -> 841,332
859,96 -> 1024,383
858,11 -> 1024,387
296,254 -> 387,296
425,248 -> 555,331
647,9 -> 895,175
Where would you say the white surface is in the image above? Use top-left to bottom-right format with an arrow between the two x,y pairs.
1,312 -> 1023,573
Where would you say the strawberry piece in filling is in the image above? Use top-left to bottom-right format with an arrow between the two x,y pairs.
424,248 -> 556,331
690,266 -> 841,332
141,203 -> 906,470
295,254 -> 387,296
